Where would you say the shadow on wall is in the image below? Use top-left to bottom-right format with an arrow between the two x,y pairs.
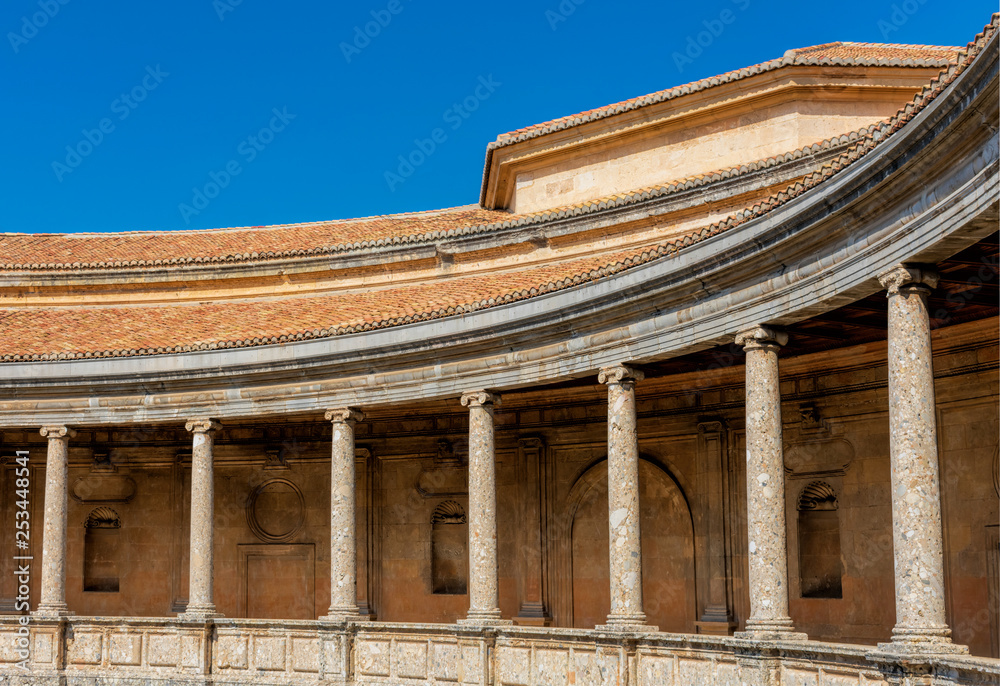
567,458 -> 696,632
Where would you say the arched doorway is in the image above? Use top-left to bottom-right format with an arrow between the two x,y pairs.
569,458 -> 695,632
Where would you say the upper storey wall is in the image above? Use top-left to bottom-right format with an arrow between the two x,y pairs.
482,56 -> 955,214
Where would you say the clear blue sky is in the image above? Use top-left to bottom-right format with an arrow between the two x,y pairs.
3,0 -> 995,234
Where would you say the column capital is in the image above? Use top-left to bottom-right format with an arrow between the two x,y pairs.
877,264 -> 939,295
598,364 -> 644,386
461,390 -> 501,408
325,407 -> 364,424
735,325 -> 787,351
39,425 -> 76,439
185,418 -> 221,435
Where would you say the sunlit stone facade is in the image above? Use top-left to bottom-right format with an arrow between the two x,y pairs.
0,19 -> 997,686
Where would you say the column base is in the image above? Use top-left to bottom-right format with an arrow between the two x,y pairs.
598,613 -> 658,633
178,603 -> 222,620
458,609 -> 512,626
876,625 -> 969,656
32,604 -> 73,619
735,617 -> 807,642
320,609 -> 369,624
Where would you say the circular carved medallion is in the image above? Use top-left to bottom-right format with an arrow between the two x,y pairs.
247,478 -> 305,543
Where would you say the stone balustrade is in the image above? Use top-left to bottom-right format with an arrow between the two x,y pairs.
0,617 -> 995,685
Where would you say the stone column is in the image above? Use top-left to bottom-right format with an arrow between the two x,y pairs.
735,326 -> 804,640
458,390 -> 509,625
876,265 -> 966,655
598,364 -> 653,630
35,425 -> 76,616
183,418 -> 221,618
321,408 -> 364,622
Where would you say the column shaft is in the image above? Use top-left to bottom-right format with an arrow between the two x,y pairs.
599,364 -> 651,630
184,419 -> 221,618
877,265 -> 965,654
323,408 -> 363,621
36,425 -> 76,616
459,390 -> 507,624
735,326 -> 802,639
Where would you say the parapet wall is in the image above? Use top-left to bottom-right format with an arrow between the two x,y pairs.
1,617 -> 997,685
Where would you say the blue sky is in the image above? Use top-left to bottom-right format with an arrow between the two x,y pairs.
2,1 -> 995,234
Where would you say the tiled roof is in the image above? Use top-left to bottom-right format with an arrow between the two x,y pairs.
491,42 -> 960,145
0,124 -> 888,273
1,15 -> 995,362
0,206 -> 509,270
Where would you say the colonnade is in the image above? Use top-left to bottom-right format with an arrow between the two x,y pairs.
29,265 -> 965,653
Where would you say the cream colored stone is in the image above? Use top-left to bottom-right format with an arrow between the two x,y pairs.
458,390 -> 510,625
35,424 -> 76,617
321,407 -> 365,622
182,418 -> 221,618
734,326 -> 804,640
876,265 -> 967,656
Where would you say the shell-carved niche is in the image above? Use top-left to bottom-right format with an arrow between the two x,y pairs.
431,500 -> 467,594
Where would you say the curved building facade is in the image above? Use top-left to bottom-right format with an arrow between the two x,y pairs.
0,15 -> 998,686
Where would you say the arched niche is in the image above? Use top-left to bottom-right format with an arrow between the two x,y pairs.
84,507 -> 121,593
564,456 -> 696,632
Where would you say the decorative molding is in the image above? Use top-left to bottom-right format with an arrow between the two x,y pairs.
734,326 -> 787,350
784,438 -> 854,479
460,390 -> 500,408
184,419 -> 221,434
85,506 -> 121,529
877,264 -> 939,294
597,364 -> 643,386
431,500 -> 466,525
263,448 -> 289,471
246,478 -> 306,543
797,481 -> 838,511
325,408 -> 364,424
40,425 -> 76,439
72,474 -> 137,503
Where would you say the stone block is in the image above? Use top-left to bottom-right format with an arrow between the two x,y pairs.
638,654 -> 674,686
678,657 -> 712,685
497,646 -> 530,686
462,642 -> 483,684
575,649 -> 620,686
252,635 -> 286,671
395,640 -> 428,679
180,634 -> 202,669
67,631 -> 103,666
533,648 -> 568,686
357,639 -> 390,677
782,666 -> 819,686
32,632 -> 54,665
215,635 -> 248,670
431,641 -> 460,682
109,632 -> 142,666
291,636 -> 319,673
147,633 -> 179,667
